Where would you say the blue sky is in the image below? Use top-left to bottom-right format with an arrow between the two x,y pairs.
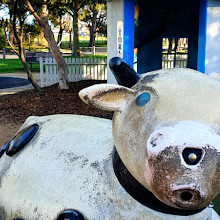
0,7 -> 34,24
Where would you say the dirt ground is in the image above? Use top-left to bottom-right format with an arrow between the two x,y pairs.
0,80 -> 113,147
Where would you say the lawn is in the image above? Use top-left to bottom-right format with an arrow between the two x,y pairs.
3,36 -> 107,54
0,59 -> 40,73
59,36 -> 107,48
30,36 -> 107,50
214,196 -> 220,214
0,54 -> 107,73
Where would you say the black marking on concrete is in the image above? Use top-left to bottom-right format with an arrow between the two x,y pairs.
0,206 -> 7,220
0,141 -> 10,158
6,124 -> 39,157
57,209 -> 85,220
141,73 -> 159,84
182,148 -> 203,165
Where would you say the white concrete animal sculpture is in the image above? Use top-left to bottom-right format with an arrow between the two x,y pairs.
0,57 -> 220,220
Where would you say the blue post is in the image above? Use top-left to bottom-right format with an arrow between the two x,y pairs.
123,0 -> 135,67
197,0 -> 207,73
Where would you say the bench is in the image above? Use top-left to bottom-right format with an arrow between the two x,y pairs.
25,52 -> 54,70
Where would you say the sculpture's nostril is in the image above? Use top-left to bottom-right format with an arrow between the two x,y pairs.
180,191 -> 194,201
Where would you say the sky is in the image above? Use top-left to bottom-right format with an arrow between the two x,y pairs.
0,6 -> 34,24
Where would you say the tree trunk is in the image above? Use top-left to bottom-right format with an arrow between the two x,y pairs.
9,11 -> 14,46
73,0 -> 80,57
69,28 -> 72,49
26,0 -> 69,90
42,23 -> 69,90
168,38 -> 173,53
57,16 -> 64,47
20,44 -> 41,92
89,5 -> 98,47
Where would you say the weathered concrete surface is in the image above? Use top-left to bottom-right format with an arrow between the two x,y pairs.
0,115 -> 216,220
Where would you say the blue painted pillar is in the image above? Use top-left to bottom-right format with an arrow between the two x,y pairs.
123,0 -> 135,67
197,0 -> 207,73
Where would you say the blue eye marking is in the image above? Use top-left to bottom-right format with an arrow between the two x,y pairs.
57,210 -> 85,220
6,124 -> 39,157
136,92 -> 151,107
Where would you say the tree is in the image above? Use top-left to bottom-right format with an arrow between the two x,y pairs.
26,0 -> 69,90
0,1 -> 14,46
2,0 -> 40,92
73,0 -> 80,56
45,0 -> 85,56
47,0 -> 68,46
81,0 -> 106,47
62,0 -> 83,56
25,21 -> 42,41
0,20 -> 7,49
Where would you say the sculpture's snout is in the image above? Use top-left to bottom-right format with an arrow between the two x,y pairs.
170,186 -> 206,210
145,121 -> 220,210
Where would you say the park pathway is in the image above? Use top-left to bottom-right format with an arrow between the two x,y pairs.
0,72 -> 41,95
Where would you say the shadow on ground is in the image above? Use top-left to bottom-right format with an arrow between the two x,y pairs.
0,77 -> 30,89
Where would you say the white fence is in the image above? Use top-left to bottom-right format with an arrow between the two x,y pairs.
162,58 -> 187,68
162,54 -> 188,69
40,57 -> 107,87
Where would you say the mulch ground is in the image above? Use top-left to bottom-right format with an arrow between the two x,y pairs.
0,80 -> 113,146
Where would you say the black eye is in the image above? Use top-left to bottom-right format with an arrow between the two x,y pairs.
136,92 -> 151,107
6,124 -> 39,157
57,210 -> 85,220
182,148 -> 203,165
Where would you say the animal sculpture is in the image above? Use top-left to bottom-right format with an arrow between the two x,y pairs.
0,57 -> 220,220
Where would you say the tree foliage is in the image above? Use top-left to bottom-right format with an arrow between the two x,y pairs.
2,0 -> 41,91
80,0 -> 107,47
0,20 -> 7,49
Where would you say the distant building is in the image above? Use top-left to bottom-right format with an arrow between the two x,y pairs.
107,0 -> 220,83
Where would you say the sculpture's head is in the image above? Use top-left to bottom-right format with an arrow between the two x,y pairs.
79,57 -> 220,210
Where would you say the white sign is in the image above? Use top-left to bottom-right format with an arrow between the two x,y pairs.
117,21 -> 124,58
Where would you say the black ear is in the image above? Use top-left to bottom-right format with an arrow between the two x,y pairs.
109,57 -> 141,88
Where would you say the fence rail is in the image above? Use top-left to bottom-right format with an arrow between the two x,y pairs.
162,58 -> 187,68
162,53 -> 188,69
40,57 -> 107,87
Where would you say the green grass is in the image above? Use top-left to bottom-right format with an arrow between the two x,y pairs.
3,36 -> 107,53
213,195 -> 220,215
66,54 -> 107,58
0,55 -> 107,73
0,59 -> 40,73
58,36 -> 107,49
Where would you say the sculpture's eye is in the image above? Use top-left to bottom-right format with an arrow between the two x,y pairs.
136,92 -> 151,107
182,148 -> 203,165
6,124 -> 39,157
57,210 -> 85,220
